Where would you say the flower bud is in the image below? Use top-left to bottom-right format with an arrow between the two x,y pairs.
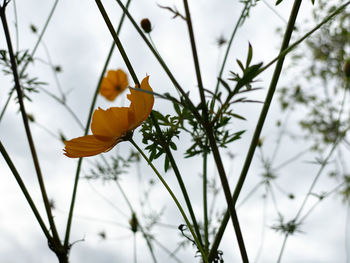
129,213 -> 139,233
140,18 -> 152,33
27,113 -> 35,122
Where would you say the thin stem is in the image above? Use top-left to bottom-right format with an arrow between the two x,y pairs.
12,0 -> 19,52
63,0 -> 132,249
0,4 -> 60,242
182,0 -> 206,116
0,141 -> 52,241
208,1 -> 302,260
270,108 -> 292,163
0,0 -> 59,123
295,86 -> 347,222
133,233 -> 137,263
257,1 -> 350,76
98,0 -> 204,249
39,39 -> 65,100
138,224 -> 158,263
277,83 -> 348,263
95,0 -> 138,85
38,86 -> 85,130
129,139 -> 209,263
113,0 -> 202,123
149,114 -> 204,248
203,152 -> 209,253
262,0 -> 288,24
346,204 -> 350,263
182,1 -> 249,260
115,180 -> 134,213
151,238 -> 182,263
274,147 -> 310,170
276,234 -> 289,263
213,1 -> 249,98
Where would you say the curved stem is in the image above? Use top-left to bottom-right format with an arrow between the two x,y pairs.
129,139 -> 208,263
149,114 -> 204,248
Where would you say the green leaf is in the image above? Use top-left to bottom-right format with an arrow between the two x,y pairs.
164,155 -> 170,172
246,42 -> 253,68
236,59 -> 244,72
218,78 -> 231,93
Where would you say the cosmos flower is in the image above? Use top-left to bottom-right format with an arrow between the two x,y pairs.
64,76 -> 153,158
99,69 -> 128,101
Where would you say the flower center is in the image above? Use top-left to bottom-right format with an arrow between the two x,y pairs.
115,85 -> 122,91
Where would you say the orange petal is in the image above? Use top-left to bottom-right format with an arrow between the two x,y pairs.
99,69 -> 128,101
99,78 -> 118,101
64,135 -> 117,158
127,76 -> 154,130
91,107 -> 131,139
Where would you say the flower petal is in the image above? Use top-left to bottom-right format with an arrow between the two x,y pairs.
99,69 -> 128,101
91,107 -> 131,139
127,76 -> 154,130
64,135 -> 117,158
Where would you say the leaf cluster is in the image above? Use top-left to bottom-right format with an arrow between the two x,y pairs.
86,151 -> 140,181
0,49 -> 45,102
271,216 -> 302,235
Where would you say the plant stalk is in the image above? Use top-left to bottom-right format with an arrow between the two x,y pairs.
208,1 -> 302,261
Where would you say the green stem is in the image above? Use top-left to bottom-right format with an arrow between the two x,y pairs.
182,2 -> 248,261
0,141 -> 52,241
150,114 -> 204,248
95,0 -> 138,85
203,151 -> 209,253
129,139 -> 208,263
0,3 -> 61,243
208,1 -> 302,261
63,0 -> 132,249
97,2 -> 204,249
206,129 -> 249,262
182,0 -> 206,116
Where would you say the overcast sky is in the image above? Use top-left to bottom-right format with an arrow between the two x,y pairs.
0,0 -> 349,262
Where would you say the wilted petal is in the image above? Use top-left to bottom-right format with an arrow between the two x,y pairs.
127,76 -> 154,130
64,135 -> 117,158
91,107 -> 130,139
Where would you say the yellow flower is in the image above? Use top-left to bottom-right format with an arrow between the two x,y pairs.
64,76 -> 154,158
99,69 -> 128,101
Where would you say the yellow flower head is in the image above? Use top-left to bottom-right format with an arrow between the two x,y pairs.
64,76 -> 154,158
99,69 -> 128,101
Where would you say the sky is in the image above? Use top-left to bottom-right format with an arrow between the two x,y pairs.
0,0 -> 349,262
